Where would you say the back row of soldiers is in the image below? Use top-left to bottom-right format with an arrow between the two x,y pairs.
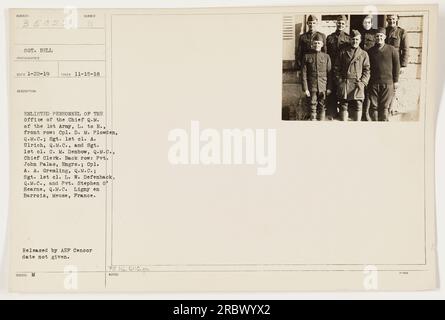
295,14 -> 409,121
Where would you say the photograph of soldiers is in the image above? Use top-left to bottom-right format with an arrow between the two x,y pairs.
282,12 -> 420,122
301,33 -> 332,121
368,28 -> 400,121
294,14 -> 326,72
326,15 -> 350,120
333,30 -> 370,121
359,15 -> 377,121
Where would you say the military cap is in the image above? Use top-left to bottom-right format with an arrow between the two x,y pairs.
376,27 -> 386,35
313,33 -> 324,42
337,15 -> 347,21
350,29 -> 361,38
307,15 -> 318,22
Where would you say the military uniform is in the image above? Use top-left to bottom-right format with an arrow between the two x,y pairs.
386,25 -> 409,117
295,31 -> 327,71
302,50 -> 332,120
327,30 -> 351,61
334,42 -> 371,121
386,26 -> 409,67
359,28 -> 377,121
326,29 -> 350,120
360,28 -> 377,51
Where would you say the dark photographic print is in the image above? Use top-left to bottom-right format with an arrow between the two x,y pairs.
282,13 -> 424,121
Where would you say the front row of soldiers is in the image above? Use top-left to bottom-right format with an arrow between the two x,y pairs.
296,14 -> 407,121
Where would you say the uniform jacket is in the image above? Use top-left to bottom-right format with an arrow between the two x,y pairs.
386,26 -> 409,67
334,46 -> 371,100
301,50 -> 332,93
326,30 -> 350,62
295,31 -> 327,71
360,28 -> 377,51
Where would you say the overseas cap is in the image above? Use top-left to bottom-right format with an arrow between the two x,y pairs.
307,15 -> 318,22
313,33 -> 324,42
350,29 -> 361,38
376,27 -> 386,35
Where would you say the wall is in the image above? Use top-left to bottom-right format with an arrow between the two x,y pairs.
394,14 -> 423,120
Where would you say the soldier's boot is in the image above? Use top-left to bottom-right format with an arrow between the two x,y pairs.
362,105 -> 371,121
349,111 -> 357,121
317,110 -> 326,121
361,106 -> 366,121
370,110 -> 378,121
329,104 -> 339,120
310,112 -> 317,121
379,109 -> 389,122
329,105 -> 338,121
338,101 -> 348,121
352,110 -> 362,121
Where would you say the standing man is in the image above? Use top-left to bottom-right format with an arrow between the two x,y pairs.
301,33 -> 332,121
360,15 -> 377,51
295,15 -> 327,72
327,15 -> 350,60
326,15 -> 350,120
359,15 -> 377,121
333,30 -> 370,121
386,14 -> 409,116
368,28 -> 400,121
386,14 -> 409,70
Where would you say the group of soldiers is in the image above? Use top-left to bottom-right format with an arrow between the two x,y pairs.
295,14 -> 409,121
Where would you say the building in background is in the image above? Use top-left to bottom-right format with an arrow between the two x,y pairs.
282,14 -> 423,121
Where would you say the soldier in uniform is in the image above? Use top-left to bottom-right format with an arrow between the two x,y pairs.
360,15 -> 377,51
333,30 -> 370,121
359,15 -> 377,121
301,33 -> 332,121
295,15 -> 327,72
386,14 -> 409,116
327,15 -> 350,60
386,14 -> 409,69
368,28 -> 400,121
326,15 -> 350,120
